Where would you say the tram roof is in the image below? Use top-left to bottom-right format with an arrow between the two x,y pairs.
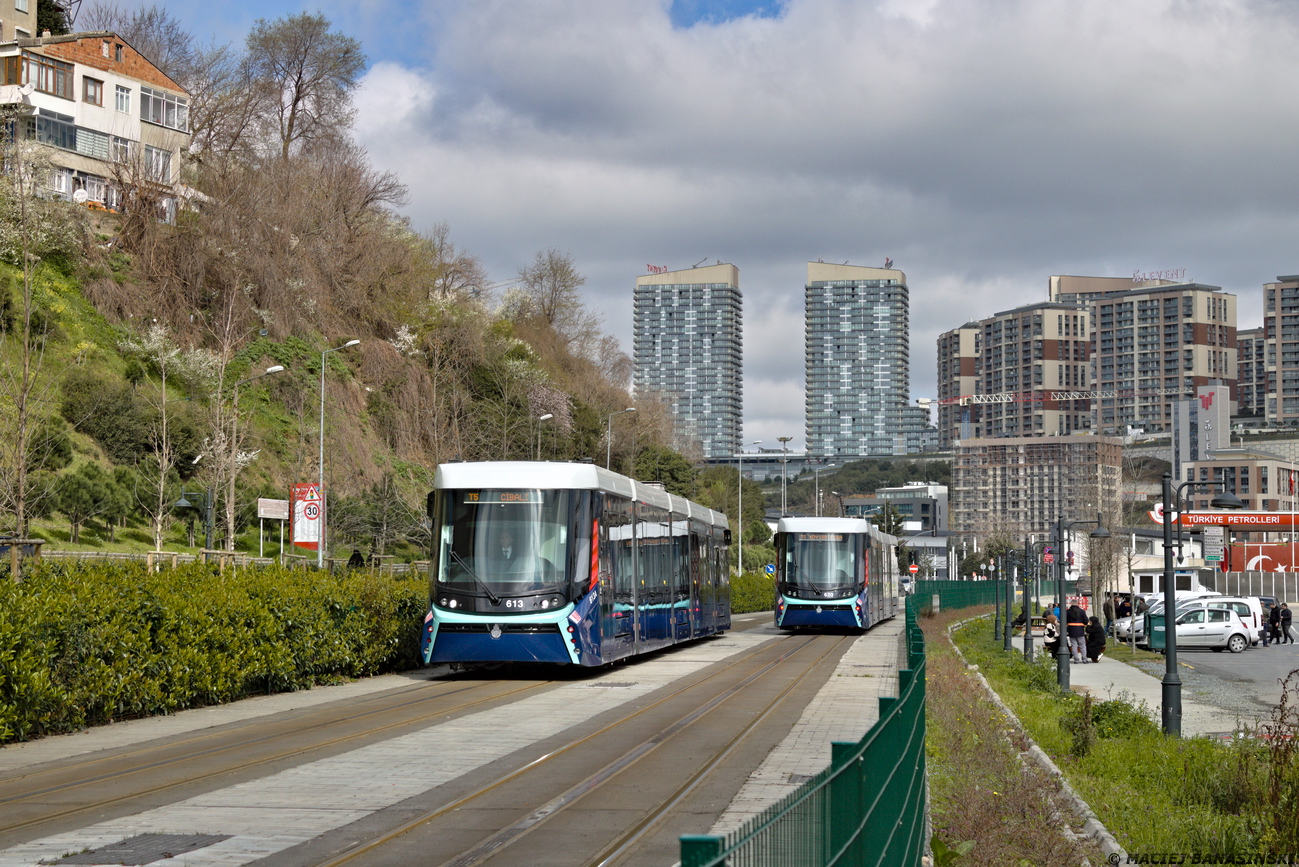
433,461 -> 729,529
777,517 -> 874,535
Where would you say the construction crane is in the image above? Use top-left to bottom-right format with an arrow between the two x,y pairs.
937,386 -> 1186,407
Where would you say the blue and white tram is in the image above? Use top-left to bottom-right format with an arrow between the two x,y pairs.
419,461 -> 732,667
773,517 -> 901,630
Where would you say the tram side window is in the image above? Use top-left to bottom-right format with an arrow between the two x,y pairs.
605,497 -> 636,608
684,521 -> 700,601
635,502 -> 671,601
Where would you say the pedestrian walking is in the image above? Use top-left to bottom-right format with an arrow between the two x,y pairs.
1085,615 -> 1106,662
1262,601 -> 1273,647
1103,594 -> 1116,636
1282,603 -> 1294,645
1066,602 -> 1087,663
1270,602 -> 1283,645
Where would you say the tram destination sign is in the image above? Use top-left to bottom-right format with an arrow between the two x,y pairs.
465,490 -> 543,504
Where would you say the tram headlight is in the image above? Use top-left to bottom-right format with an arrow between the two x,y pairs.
448,599 -> 458,609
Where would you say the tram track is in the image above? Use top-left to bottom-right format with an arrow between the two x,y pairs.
0,676 -> 556,842
307,630 -> 851,867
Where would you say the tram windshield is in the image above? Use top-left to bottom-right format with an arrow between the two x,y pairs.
783,533 -> 858,596
436,490 -> 573,598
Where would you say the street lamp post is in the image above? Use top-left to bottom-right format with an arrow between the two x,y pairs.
1159,472 -> 1244,736
175,487 -> 214,552
536,413 -> 553,461
991,559 -> 1000,639
777,436 -> 793,515
1054,514 -> 1111,692
814,467 -> 821,517
737,439 -> 762,575
319,340 -> 360,568
227,365 -> 285,551
1004,554 -> 1014,651
605,407 -> 636,469
830,491 -> 843,517
1023,538 -> 1035,662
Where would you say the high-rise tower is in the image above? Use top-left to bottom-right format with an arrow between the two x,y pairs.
804,263 -> 912,457
633,264 -> 742,459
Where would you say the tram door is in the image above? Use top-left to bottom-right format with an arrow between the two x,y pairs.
602,497 -> 637,661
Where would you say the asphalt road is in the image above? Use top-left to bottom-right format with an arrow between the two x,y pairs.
1148,639 -> 1299,716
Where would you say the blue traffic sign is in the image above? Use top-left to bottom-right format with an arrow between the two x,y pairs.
765,564 -> 775,575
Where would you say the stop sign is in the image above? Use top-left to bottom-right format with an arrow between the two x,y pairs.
908,563 -> 919,574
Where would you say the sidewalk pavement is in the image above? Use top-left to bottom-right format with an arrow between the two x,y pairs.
1015,636 -> 1262,736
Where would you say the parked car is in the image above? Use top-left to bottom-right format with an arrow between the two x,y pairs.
1201,596 -> 1267,645
1173,603 -> 1253,653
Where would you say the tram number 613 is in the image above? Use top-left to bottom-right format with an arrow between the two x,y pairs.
504,599 -> 524,608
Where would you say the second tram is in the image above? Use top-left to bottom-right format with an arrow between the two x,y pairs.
773,517 -> 900,630
420,461 -> 731,667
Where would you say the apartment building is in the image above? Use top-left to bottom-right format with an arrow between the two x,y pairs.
1264,275 -> 1299,426
936,322 -> 981,448
1050,275 -> 1236,434
976,301 -> 1092,438
804,262 -> 914,457
0,0 -> 36,42
950,435 -> 1122,537
632,263 -> 742,460
0,31 -> 191,216
1182,446 -> 1299,513
1237,326 -> 1266,419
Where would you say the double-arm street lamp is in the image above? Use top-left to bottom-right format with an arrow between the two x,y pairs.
1053,514 -> 1111,692
605,407 -> 636,469
320,340 -> 361,567
1159,472 -> 1244,735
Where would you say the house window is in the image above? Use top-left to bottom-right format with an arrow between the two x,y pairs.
50,167 -> 70,196
143,145 -> 171,183
24,52 -> 74,99
15,0 -> 28,13
140,86 -> 188,132
1,55 -> 20,85
115,84 -> 129,113
101,40 -> 109,58
110,135 -> 130,162
83,77 -> 103,106
114,43 -> 123,62
33,108 -> 76,151
14,27 -> 28,39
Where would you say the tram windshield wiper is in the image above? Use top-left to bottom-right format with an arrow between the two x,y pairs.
450,549 -> 500,605
788,558 -> 824,596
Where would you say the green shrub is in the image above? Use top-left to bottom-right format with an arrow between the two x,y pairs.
0,560 -> 425,743
731,571 -> 774,614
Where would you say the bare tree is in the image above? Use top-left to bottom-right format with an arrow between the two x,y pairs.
514,250 -> 603,352
244,12 -> 366,161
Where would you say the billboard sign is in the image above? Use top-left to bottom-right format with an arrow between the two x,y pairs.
258,498 -> 289,521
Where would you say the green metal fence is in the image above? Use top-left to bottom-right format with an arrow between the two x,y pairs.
680,596 -> 928,867
913,578 -> 1001,611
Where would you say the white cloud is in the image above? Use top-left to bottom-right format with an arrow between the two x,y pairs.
352,0 -> 1299,452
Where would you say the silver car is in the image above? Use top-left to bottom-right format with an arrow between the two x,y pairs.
1174,604 -> 1253,653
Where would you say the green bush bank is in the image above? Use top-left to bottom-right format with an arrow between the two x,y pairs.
0,560 -> 425,744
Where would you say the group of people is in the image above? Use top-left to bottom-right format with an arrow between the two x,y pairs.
1041,593 -> 1299,655
1263,600 -> 1295,646
1041,601 -> 1107,663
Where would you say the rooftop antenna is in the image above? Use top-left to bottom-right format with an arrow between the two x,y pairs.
693,257 -> 708,268
843,260 -> 849,265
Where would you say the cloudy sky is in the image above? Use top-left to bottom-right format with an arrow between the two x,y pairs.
125,0 -> 1299,452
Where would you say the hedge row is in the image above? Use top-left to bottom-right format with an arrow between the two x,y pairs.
731,571 -> 775,614
0,561 -> 426,744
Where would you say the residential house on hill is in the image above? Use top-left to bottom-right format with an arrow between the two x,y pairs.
0,30 -> 191,219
